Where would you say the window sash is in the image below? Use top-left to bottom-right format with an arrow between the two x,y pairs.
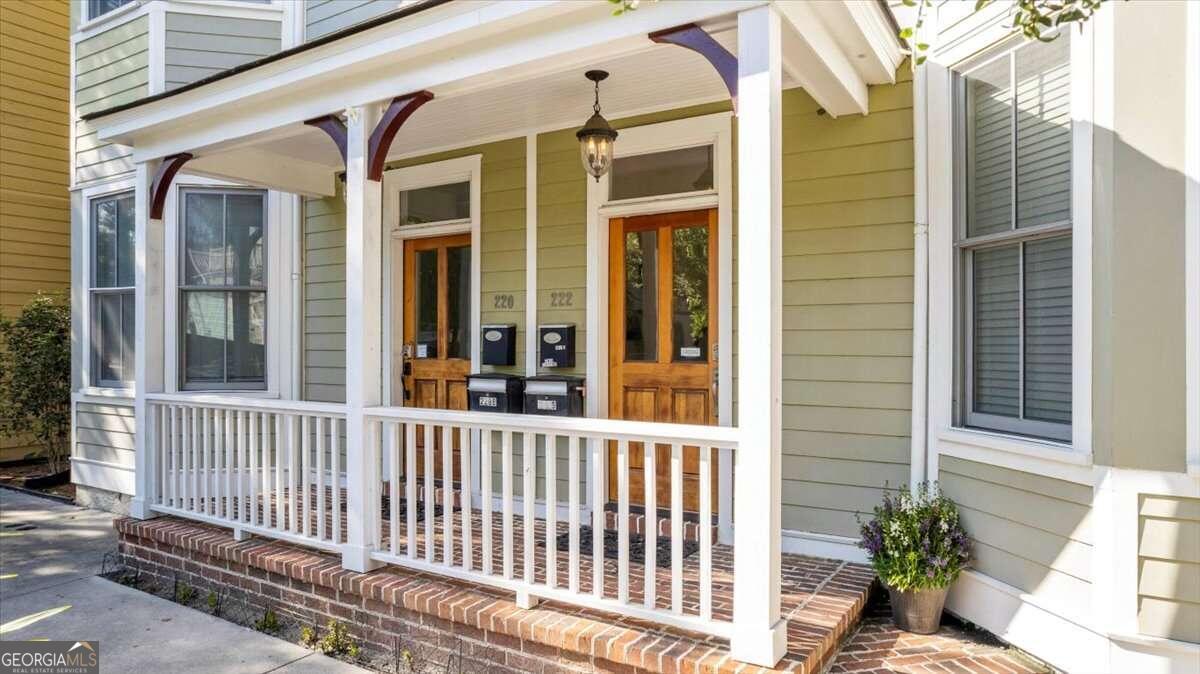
90,288 -> 134,388
89,191 -> 135,388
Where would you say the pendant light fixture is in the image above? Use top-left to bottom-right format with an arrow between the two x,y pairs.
576,70 -> 618,182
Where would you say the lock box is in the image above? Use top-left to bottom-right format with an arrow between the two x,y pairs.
480,324 -> 517,367
538,324 -> 576,368
467,373 -> 525,414
524,375 -> 585,417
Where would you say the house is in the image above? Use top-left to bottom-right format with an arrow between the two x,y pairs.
0,0 -> 71,461
66,1 -> 1199,672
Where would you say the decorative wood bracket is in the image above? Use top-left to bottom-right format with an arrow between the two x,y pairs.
367,90 -> 434,181
649,24 -> 738,112
304,114 -> 348,168
149,152 -> 193,219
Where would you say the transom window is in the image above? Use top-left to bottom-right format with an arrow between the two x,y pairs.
179,189 -> 267,390
90,192 -> 135,388
609,145 -> 714,201
398,181 -> 470,225
955,33 -> 1073,442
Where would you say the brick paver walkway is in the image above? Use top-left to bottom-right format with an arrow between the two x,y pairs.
826,594 -> 1054,674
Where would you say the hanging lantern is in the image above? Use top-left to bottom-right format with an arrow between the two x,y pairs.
576,70 -> 618,182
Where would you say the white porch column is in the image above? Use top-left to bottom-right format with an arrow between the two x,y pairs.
342,103 -> 385,572
731,4 -> 787,667
131,160 -> 164,520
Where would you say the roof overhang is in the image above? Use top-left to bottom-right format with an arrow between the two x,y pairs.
87,0 -> 903,197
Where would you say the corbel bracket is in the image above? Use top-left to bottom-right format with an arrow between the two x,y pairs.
368,90 -> 434,181
149,152 -> 193,219
304,114 -> 349,168
649,24 -> 738,112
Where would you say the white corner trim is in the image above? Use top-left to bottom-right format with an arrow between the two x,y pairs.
74,0 -> 146,40
1186,0 -> 1200,476
525,133 -> 538,378
781,530 -> 867,564
148,3 -> 165,95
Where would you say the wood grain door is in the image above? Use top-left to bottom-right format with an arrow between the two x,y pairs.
608,209 -> 718,513
402,233 -> 471,481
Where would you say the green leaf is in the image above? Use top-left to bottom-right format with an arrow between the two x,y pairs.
916,55 -> 928,66
916,42 -> 930,51
899,27 -> 914,39
974,0 -> 991,10
902,0 -> 916,6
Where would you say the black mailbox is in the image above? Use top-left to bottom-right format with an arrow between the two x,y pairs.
481,324 -> 517,366
538,324 -> 576,368
524,375 -> 584,417
467,373 -> 525,414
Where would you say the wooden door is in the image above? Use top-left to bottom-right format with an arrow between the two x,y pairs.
608,209 -> 718,512
402,233 -> 471,481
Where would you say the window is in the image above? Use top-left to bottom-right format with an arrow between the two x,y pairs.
90,192 -> 135,388
86,0 -> 134,20
956,33 -> 1072,442
398,182 -> 469,225
610,145 -> 714,201
179,189 -> 267,390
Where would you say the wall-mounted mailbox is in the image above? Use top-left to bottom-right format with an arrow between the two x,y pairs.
480,324 -> 517,366
524,375 -> 584,417
538,324 -> 576,368
467,373 -> 525,414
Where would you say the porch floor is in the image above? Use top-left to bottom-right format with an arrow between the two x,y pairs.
129,492 -> 874,673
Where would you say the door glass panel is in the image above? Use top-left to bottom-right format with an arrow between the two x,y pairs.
610,146 -> 714,201
414,249 -> 438,358
672,225 -> 709,361
623,229 -> 657,361
447,245 -> 470,360
399,182 -> 470,225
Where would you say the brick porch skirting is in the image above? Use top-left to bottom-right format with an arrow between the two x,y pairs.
115,517 -> 874,674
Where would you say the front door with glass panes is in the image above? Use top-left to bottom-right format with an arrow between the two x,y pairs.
607,209 -> 717,512
401,233 -> 471,480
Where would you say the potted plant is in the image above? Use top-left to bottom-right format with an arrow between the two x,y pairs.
859,483 -> 971,634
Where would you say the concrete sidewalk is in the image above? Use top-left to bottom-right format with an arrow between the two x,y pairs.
0,487 -> 367,673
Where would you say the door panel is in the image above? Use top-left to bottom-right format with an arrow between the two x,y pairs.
402,233 -> 471,482
608,209 -> 718,513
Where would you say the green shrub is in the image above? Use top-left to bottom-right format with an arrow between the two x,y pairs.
254,607 -> 279,634
315,620 -> 360,658
858,483 -> 971,591
0,293 -> 71,472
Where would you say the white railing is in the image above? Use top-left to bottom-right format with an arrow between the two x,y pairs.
146,393 -> 347,552
145,395 -> 739,638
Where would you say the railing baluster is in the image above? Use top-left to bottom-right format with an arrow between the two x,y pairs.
237,411 -> 247,522
316,416 -> 325,539
424,424 -> 434,563
699,445 -> 713,621
249,412 -> 259,525
301,415 -> 311,536
460,426 -> 473,572
201,407 -> 210,514
274,413 -> 284,530
644,442 -> 657,609
157,405 -> 166,506
502,431 -> 513,580
261,412 -> 272,528
389,422 -> 400,556
405,422 -> 416,559
190,407 -> 199,513
289,415 -> 299,533
568,434 -> 580,593
671,442 -> 683,615
617,439 -> 629,604
164,406 -> 174,508
523,432 -> 535,585
481,429 -> 493,575
370,420 -> 382,551
591,437 -> 604,599
546,433 -> 557,589
331,416 -> 341,544
225,409 -> 235,520
442,424 -> 453,565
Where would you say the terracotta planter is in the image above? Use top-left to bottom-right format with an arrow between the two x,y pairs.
887,584 -> 949,634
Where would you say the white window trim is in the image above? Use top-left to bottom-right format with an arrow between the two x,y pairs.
162,174 -> 294,399
1186,0 -> 1200,476
926,21 -> 1094,474
75,0 -> 283,40
79,177 -> 138,397
381,154 -> 483,409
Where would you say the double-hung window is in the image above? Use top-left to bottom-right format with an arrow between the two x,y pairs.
179,189 -> 267,390
956,33 -> 1073,442
91,192 -> 136,388
86,0 -> 134,20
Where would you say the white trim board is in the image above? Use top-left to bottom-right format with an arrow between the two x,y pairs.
1186,0 -> 1200,476
781,530 -> 867,564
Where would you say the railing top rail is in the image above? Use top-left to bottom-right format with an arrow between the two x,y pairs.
145,393 -> 347,417
364,405 -> 740,448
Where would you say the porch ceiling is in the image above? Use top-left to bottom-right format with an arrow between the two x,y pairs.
88,0 -> 903,197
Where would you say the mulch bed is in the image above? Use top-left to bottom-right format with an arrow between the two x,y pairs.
0,460 -> 74,500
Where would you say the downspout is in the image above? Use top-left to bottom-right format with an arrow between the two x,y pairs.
910,61 -> 930,489
292,194 -> 304,400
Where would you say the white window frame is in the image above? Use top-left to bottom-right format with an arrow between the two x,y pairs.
927,21 -> 1094,476
1187,0 -> 1200,476
162,174 -> 294,399
80,178 -> 138,395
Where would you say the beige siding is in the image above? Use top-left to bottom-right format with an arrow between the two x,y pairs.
1137,495 -> 1200,642
163,12 -> 281,91
939,456 -> 1093,610
778,72 -> 915,536
74,14 -> 148,182
72,401 -> 136,494
303,190 -> 346,402
534,128 -> 586,375
304,0 -> 392,41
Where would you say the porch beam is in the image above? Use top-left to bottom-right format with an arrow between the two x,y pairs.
367,91 -> 434,181
731,5 -> 787,668
149,152 -> 192,219
132,160 -> 165,520
775,1 -> 869,117
187,149 -> 339,197
342,102 -> 385,573
304,113 -> 348,167
649,24 -> 738,111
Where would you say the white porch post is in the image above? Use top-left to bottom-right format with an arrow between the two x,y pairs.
731,4 -> 787,667
342,103 -> 385,572
131,160 -> 164,520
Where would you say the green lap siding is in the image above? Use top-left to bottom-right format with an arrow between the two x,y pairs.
163,13 -> 281,91
73,15 -> 148,183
